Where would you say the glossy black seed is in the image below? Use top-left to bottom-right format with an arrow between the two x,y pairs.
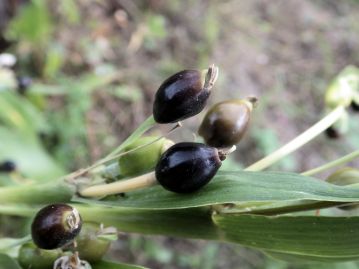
17,76 -> 32,94
350,101 -> 359,112
31,204 -> 82,250
153,70 -> 209,123
155,142 -> 222,193
325,126 -> 341,139
0,160 -> 16,173
199,99 -> 253,147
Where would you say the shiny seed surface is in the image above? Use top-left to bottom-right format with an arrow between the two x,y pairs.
155,142 -> 222,193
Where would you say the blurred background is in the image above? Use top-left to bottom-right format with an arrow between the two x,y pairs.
0,0 -> 358,268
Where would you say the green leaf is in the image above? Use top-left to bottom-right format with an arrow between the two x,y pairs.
59,0 -> 80,24
0,180 -> 75,204
0,91 -> 50,138
6,0 -> 53,44
92,260 -> 149,269
0,254 -> 21,269
77,206 -> 218,240
43,44 -> 65,78
0,236 -> 31,258
105,115 -> 156,158
213,214 -> 359,260
4,204 -> 359,262
0,127 -> 65,181
265,250 -> 359,263
0,68 -> 17,91
80,171 -> 359,210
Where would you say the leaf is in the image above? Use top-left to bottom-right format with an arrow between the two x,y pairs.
92,260 -> 149,269
0,68 -> 16,90
0,236 -> 31,258
213,214 -> 359,261
59,0 -> 80,24
0,127 -> 65,181
0,254 -> 21,269
4,204 -> 359,262
77,206 -> 218,240
265,250 -> 359,263
43,43 -> 65,78
6,0 -> 53,44
0,91 -> 50,138
80,171 -> 359,210
105,115 -> 156,158
0,180 -> 75,204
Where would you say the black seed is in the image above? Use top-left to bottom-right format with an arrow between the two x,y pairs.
325,126 -> 341,139
350,101 -> 359,112
199,99 -> 253,147
153,70 -> 209,123
31,204 -> 82,250
0,160 -> 16,173
155,142 -> 222,193
17,76 -> 32,94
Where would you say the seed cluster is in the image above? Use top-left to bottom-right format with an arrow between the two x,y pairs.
152,65 -> 255,193
29,65 -> 257,267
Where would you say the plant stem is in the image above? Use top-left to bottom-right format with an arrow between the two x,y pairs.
244,106 -> 345,172
64,117 -> 180,181
0,235 -> 32,251
0,181 -> 75,204
79,171 -> 157,197
0,204 -> 36,217
301,150 -> 359,176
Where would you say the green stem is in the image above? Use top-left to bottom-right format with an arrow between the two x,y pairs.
0,204 -> 36,217
0,235 -> 32,251
63,115 -> 158,180
245,106 -> 345,172
301,150 -> 359,176
0,181 -> 75,204
105,115 -> 156,158
79,171 -> 157,197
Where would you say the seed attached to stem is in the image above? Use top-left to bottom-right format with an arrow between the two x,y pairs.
31,204 -> 82,250
16,76 -> 32,95
351,100 -> 359,112
0,160 -> 16,173
79,142 -> 234,197
155,142 -> 228,193
198,97 -> 257,147
153,65 -> 218,123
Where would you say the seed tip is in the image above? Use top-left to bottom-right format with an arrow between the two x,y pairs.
204,64 -> 219,91
218,145 -> 236,160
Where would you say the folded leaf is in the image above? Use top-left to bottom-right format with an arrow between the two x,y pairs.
79,171 -> 359,210
213,214 -> 359,260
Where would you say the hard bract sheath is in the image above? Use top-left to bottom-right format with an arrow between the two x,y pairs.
155,142 -> 222,193
31,204 -> 82,250
153,70 -> 210,123
199,99 -> 254,147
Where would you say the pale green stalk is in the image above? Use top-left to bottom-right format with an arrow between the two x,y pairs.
245,106 -> 345,172
301,150 -> 359,176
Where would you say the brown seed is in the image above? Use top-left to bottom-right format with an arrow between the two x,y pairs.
198,98 -> 256,147
31,204 -> 82,250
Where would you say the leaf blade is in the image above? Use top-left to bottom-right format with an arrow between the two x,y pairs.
80,171 -> 359,209
213,214 -> 359,259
